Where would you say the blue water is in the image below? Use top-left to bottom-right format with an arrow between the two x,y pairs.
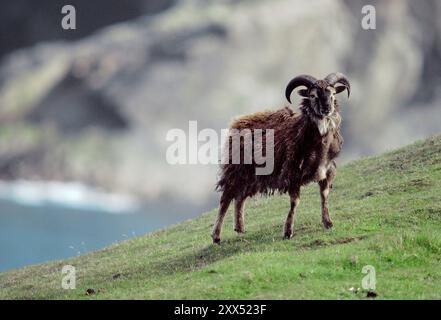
0,198 -> 213,272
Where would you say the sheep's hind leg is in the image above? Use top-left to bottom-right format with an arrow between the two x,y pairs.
211,193 -> 233,244
319,165 -> 336,229
283,188 -> 300,239
234,196 -> 246,234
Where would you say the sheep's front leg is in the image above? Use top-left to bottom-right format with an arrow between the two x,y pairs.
211,193 -> 233,244
283,188 -> 300,239
318,165 -> 336,229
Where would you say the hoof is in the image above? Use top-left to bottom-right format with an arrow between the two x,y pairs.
283,232 -> 293,240
212,235 -> 221,245
234,227 -> 245,234
323,220 -> 333,229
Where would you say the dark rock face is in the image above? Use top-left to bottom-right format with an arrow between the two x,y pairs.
27,72 -> 129,134
0,0 -> 176,59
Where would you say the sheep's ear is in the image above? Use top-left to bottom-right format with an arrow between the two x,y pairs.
297,89 -> 309,97
335,85 -> 347,95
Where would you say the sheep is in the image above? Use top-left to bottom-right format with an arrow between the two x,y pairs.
211,73 -> 351,244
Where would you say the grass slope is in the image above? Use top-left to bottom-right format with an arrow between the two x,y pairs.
1,135 -> 441,299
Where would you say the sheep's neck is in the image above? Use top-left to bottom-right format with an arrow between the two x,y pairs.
313,111 -> 342,136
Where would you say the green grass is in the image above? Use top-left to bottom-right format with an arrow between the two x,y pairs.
2,134 -> 441,299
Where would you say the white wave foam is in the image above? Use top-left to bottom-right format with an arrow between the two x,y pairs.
0,180 -> 141,214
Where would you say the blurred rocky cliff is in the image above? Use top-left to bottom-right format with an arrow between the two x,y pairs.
0,0 -> 440,203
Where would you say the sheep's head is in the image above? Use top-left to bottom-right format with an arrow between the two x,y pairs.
285,73 -> 350,117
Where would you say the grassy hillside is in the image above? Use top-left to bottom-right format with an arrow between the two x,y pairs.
1,135 -> 441,299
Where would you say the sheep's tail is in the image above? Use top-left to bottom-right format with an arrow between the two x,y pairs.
215,163 -> 227,192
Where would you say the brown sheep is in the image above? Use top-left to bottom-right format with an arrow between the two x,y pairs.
212,73 -> 351,244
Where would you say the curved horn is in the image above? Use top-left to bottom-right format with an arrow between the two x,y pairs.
285,74 -> 317,103
325,72 -> 351,97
